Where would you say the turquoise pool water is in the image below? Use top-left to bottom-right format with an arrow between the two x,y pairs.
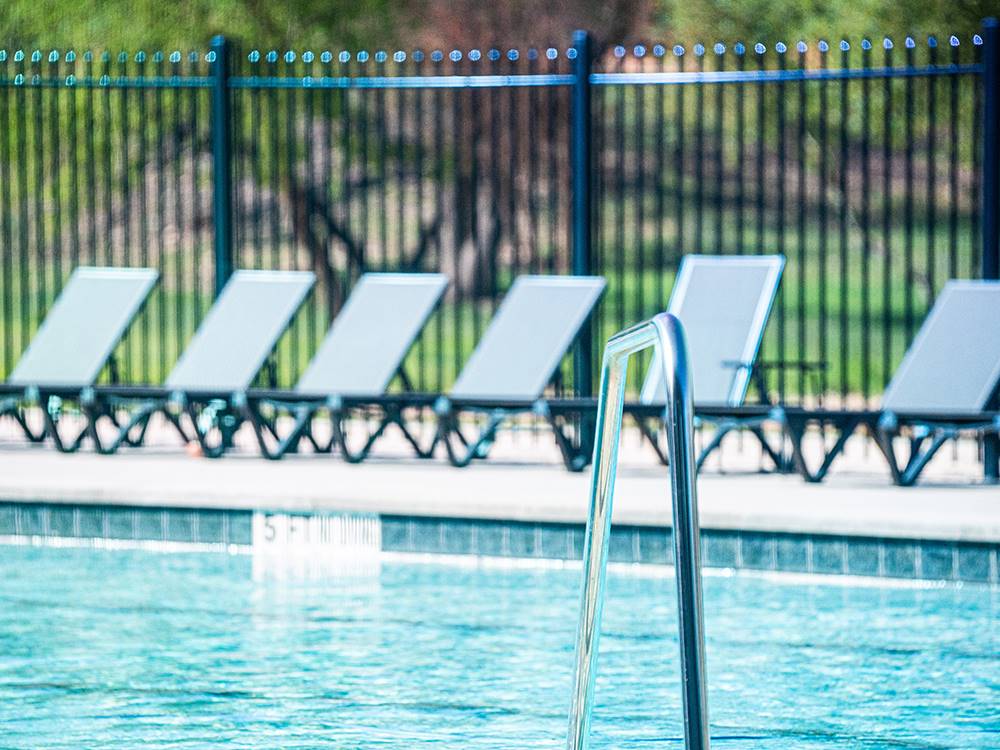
0,545 -> 997,748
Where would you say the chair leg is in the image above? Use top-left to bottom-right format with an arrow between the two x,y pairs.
898,431 -> 951,486
242,402 -> 316,461
93,401 -> 162,455
40,405 -> 89,453
333,409 -> 397,464
634,415 -> 669,465
183,402 -> 238,459
872,428 -> 904,485
785,414 -> 864,483
547,412 -> 590,472
437,412 -> 505,468
0,400 -> 46,443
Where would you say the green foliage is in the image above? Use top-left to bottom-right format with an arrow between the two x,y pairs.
0,0 -> 401,50
1,0 -> 996,51
659,0 -> 997,44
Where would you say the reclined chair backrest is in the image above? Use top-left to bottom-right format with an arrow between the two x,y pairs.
449,275 -> 606,401
881,280 -> 1000,415
165,270 -> 315,392
294,273 -> 449,397
640,255 -> 785,407
7,266 -> 159,388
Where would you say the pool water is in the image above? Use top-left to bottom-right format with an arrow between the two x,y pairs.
0,545 -> 997,748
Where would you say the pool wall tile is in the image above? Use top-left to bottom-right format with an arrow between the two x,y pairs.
539,526 -> 572,560
506,524 -> 537,557
883,542 -> 917,579
471,522 -> 505,557
380,516 -> 410,551
136,508 -> 165,540
568,526 -> 586,560
812,538 -> 847,575
0,505 -> 17,536
48,506 -> 77,537
702,532 -> 739,568
107,508 -> 136,540
441,520 -> 475,555
637,527 -> 670,565
196,512 -> 226,545
775,537 -> 809,572
956,545 -> 992,583
920,544 -> 955,580
608,528 -> 637,563
228,513 -> 253,545
165,511 -> 195,543
1,502 -> 998,584
739,534 -> 776,571
17,505 -> 47,536
846,541 -> 881,577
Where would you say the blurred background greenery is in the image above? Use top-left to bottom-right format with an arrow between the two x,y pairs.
1,0 -> 997,50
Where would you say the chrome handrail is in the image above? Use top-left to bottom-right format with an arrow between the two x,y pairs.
566,312 -> 709,750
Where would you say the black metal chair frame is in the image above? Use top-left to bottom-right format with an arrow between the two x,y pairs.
781,406 -> 1000,485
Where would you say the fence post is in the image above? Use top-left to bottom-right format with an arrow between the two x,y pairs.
210,34 -> 233,298
571,29 -> 594,399
982,18 -> 1000,480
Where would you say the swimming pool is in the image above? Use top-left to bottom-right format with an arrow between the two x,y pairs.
0,545 -> 996,748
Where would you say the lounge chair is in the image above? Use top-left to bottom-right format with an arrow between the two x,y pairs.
237,273 -> 448,460
84,270 -> 315,455
0,267 -> 158,451
784,280 -> 1000,485
629,254 -> 787,469
432,275 -> 606,470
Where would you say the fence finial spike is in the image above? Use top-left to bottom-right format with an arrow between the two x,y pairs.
949,35 -> 960,47
818,39 -> 829,52
905,36 -> 916,49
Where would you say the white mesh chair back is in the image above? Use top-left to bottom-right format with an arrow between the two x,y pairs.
882,280 -> 1000,414
165,270 -> 315,392
641,255 -> 784,407
449,276 -> 606,401
8,267 -> 158,388
295,273 -> 448,397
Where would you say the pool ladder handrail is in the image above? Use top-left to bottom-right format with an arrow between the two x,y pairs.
567,313 -> 710,750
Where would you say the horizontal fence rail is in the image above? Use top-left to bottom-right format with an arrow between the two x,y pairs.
0,28 -> 998,417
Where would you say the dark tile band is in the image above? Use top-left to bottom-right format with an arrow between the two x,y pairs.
0,502 -> 996,584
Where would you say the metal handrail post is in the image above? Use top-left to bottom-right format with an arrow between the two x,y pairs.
566,312 -> 709,750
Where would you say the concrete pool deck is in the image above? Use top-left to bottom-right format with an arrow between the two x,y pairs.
1,421 -> 998,545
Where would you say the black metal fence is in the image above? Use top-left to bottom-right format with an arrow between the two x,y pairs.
1,23 -> 998,408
